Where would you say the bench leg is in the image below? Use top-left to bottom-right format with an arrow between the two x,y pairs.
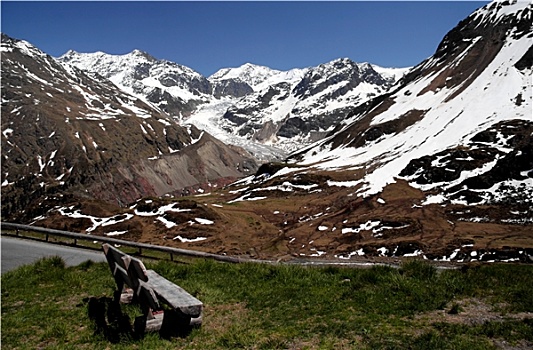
190,314 -> 203,327
159,309 -> 193,339
134,301 -> 164,337
113,277 -> 125,299
113,289 -> 134,304
112,277 -> 133,304
134,310 -> 199,338
134,312 -> 164,337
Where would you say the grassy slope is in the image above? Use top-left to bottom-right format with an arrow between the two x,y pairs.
2,257 -> 532,349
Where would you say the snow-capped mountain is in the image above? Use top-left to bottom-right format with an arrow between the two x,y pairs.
191,58 -> 408,156
209,62 -> 308,92
289,0 -> 532,202
1,33 -> 257,222
59,49 -> 214,119
370,64 -> 411,83
220,0 -> 532,260
62,50 -> 408,159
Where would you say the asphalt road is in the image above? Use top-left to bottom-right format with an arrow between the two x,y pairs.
1,236 -> 107,273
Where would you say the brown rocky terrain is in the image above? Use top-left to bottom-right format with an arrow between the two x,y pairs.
32,168 -> 533,264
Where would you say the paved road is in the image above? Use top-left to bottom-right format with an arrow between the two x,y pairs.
1,236 -> 107,273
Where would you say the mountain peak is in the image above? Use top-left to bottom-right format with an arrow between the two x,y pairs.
62,49 -> 79,56
59,47 -> 212,119
209,62 -> 293,91
331,57 -> 354,64
318,57 -> 376,73
128,48 -> 156,61
291,0 -> 531,200
473,0 -> 531,24
210,62 -> 278,80
241,62 -> 267,69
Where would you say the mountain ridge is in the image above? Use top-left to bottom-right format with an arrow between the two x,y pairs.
60,50 -> 409,158
168,0 -> 532,261
288,0 -> 531,198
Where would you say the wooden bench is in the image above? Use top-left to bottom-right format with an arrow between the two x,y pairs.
102,243 -> 203,336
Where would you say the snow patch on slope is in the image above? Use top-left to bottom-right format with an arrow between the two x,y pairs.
297,16 -> 532,197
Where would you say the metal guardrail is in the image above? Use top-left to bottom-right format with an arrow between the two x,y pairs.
0,222 -> 272,264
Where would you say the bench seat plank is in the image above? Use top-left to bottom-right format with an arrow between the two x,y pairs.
145,270 -> 203,317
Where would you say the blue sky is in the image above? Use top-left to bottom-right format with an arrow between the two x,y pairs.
2,1 -> 487,76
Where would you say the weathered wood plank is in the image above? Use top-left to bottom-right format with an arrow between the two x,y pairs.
145,270 -> 203,317
134,312 -> 164,335
122,255 -> 149,282
145,313 -> 164,332
119,289 -> 134,304
137,280 -> 160,312
103,243 -> 134,295
121,255 -> 160,311
103,244 -> 128,271
114,264 -> 132,289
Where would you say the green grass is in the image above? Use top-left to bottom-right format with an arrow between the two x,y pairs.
2,257 -> 533,349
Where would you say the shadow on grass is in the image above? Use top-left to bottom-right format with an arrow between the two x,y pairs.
86,296 -> 134,343
85,296 -> 194,343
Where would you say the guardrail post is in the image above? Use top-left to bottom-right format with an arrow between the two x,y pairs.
170,253 -> 174,261
45,233 -> 49,242
138,247 -> 142,256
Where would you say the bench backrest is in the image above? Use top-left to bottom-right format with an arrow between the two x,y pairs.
122,255 -> 149,283
122,254 -> 160,312
102,244 -> 161,313
102,243 -> 133,288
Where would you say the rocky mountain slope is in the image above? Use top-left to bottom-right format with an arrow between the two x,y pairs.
206,59 -> 407,154
1,33 -> 257,222
58,49 -> 214,119
208,62 -> 308,96
61,51 -> 408,159
254,0 -> 532,260
290,0 -> 532,201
